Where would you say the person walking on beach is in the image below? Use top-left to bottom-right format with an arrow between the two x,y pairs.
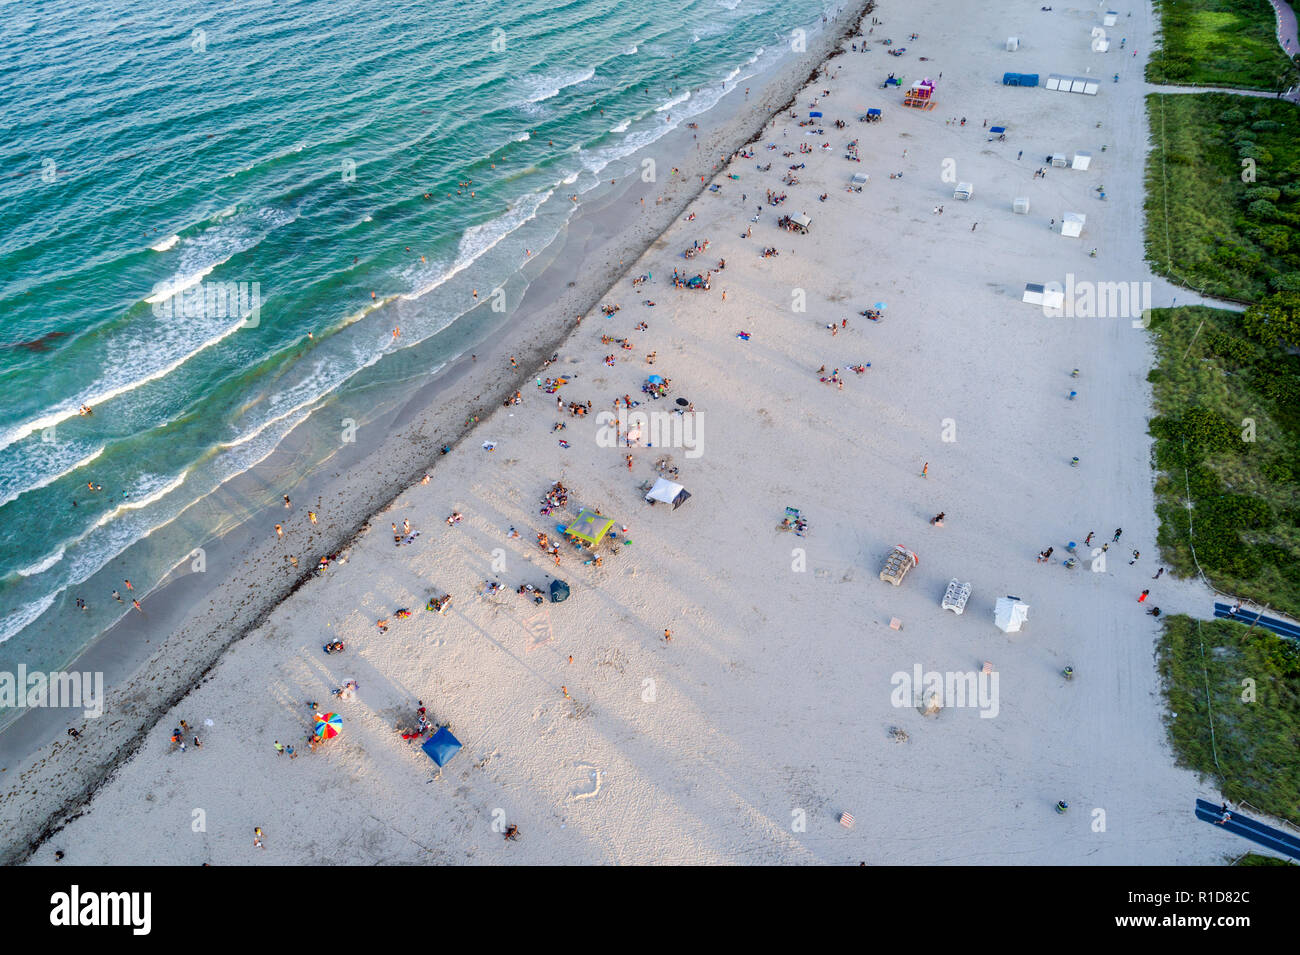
1152,567 -> 1164,579
274,740 -> 284,755
132,599 -> 142,613
275,523 -> 283,539
921,462 -> 928,478
124,579 -> 133,590
1130,550 -> 1140,564
664,629 -> 672,642
971,221 -> 978,231
1113,528 -> 1123,542
308,510 -> 317,524
253,827 -> 265,849
1084,531 -> 1094,547
930,512 -> 945,525
112,589 -> 122,602
510,356 -> 518,369
1138,590 -> 1149,603
626,454 -> 633,471
283,494 -> 291,508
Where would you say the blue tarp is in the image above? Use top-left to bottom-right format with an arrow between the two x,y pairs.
1195,799 -> 1300,860
809,111 -> 822,118
867,108 -> 882,116
990,126 -> 1006,134
422,727 -> 462,767
1002,72 -> 1039,87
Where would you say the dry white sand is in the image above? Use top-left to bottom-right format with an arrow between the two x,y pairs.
14,0 -> 1241,865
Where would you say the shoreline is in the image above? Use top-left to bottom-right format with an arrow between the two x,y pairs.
0,0 -> 876,865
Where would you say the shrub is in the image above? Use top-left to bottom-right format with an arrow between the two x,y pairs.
1242,292 -> 1300,347
1248,199 -> 1280,219
1245,186 -> 1282,202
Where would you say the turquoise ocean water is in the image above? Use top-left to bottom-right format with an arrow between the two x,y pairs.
0,0 -> 832,669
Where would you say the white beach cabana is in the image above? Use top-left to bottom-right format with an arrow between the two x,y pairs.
851,172 -> 869,185
1049,153 -> 1069,167
1061,212 -> 1086,238
994,596 -> 1030,633
1103,11 -> 1118,26
1006,36 -> 1020,51
1071,151 -> 1092,170
953,181 -> 974,200
1013,197 -> 1030,214
1046,73 -> 1100,95
1023,282 -> 1064,308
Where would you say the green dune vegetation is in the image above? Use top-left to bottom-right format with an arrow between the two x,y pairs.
1146,93 -> 1300,302
1157,616 -> 1300,824
1146,304 -> 1300,616
1147,0 -> 1299,90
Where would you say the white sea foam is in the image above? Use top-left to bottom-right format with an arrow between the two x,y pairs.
90,470 -> 190,530
16,545 -> 65,578
523,67 -> 596,104
144,265 -> 216,304
401,189 -> 553,302
655,91 -> 690,112
0,317 -> 246,453
0,445 -> 104,509
150,234 -> 180,252
0,590 -> 59,644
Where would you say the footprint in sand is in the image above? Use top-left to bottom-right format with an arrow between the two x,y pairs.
569,763 -> 603,801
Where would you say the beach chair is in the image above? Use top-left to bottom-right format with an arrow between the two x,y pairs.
879,545 -> 918,586
941,579 -> 972,614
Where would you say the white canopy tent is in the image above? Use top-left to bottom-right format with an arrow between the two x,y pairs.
1072,151 -> 1092,170
644,477 -> 691,509
994,596 -> 1030,633
1061,212 -> 1086,237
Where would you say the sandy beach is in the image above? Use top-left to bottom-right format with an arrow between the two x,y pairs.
3,0 -> 1247,865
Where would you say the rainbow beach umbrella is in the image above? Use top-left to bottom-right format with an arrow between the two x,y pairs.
314,712 -> 343,740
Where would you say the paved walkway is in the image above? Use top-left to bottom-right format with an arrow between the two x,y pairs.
1269,0 -> 1298,59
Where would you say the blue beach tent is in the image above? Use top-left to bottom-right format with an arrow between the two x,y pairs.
422,727 -> 462,767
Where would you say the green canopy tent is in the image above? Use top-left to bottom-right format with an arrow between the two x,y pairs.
565,508 -> 615,547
